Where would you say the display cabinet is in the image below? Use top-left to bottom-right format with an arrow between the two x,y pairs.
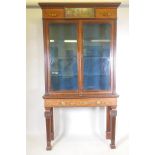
39,2 -> 121,150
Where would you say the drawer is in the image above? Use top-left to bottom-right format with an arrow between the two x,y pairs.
44,98 -> 117,107
42,9 -> 64,19
96,8 -> 117,19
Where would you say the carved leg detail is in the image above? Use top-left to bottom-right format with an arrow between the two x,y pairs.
50,107 -> 54,140
106,106 -> 111,139
110,109 -> 117,149
45,109 -> 52,150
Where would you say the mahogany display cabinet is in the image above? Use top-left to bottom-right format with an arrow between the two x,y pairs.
39,2 -> 121,150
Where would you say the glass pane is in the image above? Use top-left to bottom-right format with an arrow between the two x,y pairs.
83,23 -> 111,90
49,23 -> 78,91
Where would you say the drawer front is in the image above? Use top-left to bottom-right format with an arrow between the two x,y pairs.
42,9 -> 64,19
44,98 -> 117,107
96,8 -> 117,19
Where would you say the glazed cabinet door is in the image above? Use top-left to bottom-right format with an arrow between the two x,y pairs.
45,20 -> 114,96
48,22 -> 78,91
82,22 -> 113,91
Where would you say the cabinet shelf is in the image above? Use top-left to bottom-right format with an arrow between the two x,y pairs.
51,74 -> 77,77
84,56 -> 109,59
85,39 -> 111,42
84,74 -> 109,76
52,57 -> 76,59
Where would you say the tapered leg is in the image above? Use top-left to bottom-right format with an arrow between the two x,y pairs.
45,108 -> 52,150
106,106 -> 111,139
110,109 -> 117,149
50,107 -> 54,140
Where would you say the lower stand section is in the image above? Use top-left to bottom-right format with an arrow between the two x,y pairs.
44,100 -> 117,150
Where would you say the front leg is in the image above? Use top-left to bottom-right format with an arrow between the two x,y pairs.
50,107 -> 54,140
106,106 -> 111,139
110,108 -> 117,149
45,108 -> 52,150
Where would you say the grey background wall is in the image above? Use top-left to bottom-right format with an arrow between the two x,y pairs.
26,6 -> 129,142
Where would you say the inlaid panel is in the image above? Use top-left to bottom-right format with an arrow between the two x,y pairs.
65,8 -> 95,18
42,9 -> 64,18
44,98 -> 117,107
96,8 -> 117,19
